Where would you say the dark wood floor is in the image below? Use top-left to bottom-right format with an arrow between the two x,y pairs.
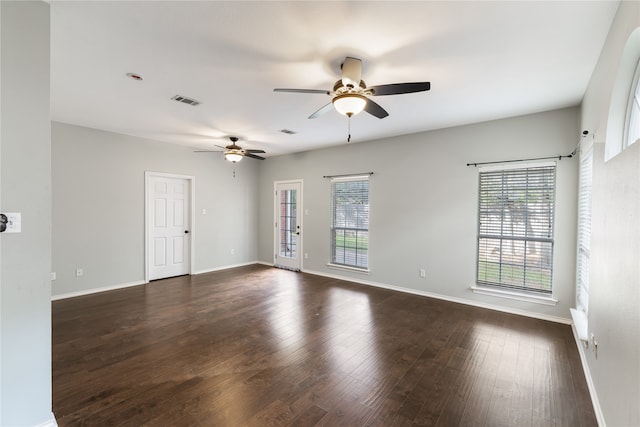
52,264 -> 596,426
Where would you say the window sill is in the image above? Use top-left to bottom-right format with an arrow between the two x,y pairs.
327,263 -> 369,275
470,285 -> 558,306
570,308 -> 589,342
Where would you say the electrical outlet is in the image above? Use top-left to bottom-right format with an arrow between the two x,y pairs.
304,253 -> 308,259
50,272 -> 56,281
230,248 -> 235,255
419,268 -> 426,278
75,268 -> 83,277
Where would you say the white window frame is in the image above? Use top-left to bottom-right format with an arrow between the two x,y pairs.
624,57 -> 640,149
329,175 -> 370,272
472,162 -> 558,304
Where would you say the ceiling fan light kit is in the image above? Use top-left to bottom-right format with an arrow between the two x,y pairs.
224,149 -> 244,163
332,93 -> 367,117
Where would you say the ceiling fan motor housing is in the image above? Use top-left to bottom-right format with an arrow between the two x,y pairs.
333,79 -> 367,95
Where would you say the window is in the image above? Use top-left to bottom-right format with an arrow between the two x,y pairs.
476,164 -> 556,294
575,140 -> 593,313
330,176 -> 369,270
605,30 -> 640,161
625,58 -> 640,148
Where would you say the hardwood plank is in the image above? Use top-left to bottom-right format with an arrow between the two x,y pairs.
457,324 -> 503,426
485,326 -> 520,427
532,345 -> 554,424
289,403 -> 328,427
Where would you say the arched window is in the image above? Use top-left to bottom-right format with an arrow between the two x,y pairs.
605,28 -> 640,160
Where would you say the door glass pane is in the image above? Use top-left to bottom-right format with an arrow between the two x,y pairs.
279,189 -> 297,258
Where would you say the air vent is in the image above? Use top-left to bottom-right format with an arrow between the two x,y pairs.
280,129 -> 296,135
171,95 -> 201,106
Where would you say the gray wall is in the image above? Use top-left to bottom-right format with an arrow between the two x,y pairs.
0,1 -> 54,425
580,1 -> 640,425
258,107 -> 579,321
52,122 -> 259,297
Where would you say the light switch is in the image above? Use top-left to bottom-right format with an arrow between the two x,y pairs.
4,212 -> 21,233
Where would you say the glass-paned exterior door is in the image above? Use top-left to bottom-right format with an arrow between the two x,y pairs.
274,181 -> 302,270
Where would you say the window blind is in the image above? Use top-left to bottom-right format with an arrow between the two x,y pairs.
331,176 -> 369,269
576,141 -> 593,313
477,164 -> 556,293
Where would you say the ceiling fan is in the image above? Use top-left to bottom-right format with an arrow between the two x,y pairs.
274,56 -> 431,119
195,136 -> 265,163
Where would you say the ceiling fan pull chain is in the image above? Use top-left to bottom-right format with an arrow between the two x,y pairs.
347,115 -> 352,142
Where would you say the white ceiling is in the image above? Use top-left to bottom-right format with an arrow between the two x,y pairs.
50,1 -> 620,156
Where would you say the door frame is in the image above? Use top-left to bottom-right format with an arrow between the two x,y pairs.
274,179 -> 303,271
144,171 -> 195,283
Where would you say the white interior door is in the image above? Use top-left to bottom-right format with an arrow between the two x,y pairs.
274,181 -> 302,271
147,174 -> 191,280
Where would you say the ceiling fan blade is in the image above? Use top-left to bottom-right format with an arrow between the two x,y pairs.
368,82 -> 431,96
194,150 -> 222,152
245,149 -> 266,154
341,57 -> 362,88
309,102 -> 334,119
364,98 -> 389,119
244,153 -> 265,160
274,88 -> 331,95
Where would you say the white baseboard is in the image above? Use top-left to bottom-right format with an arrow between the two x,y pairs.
51,262 -> 261,301
34,413 -> 58,427
51,280 -> 145,301
301,268 -> 572,325
571,324 -> 606,427
256,260 -> 274,267
192,261 -> 260,275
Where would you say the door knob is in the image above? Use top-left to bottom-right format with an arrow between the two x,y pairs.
185,230 -> 189,234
